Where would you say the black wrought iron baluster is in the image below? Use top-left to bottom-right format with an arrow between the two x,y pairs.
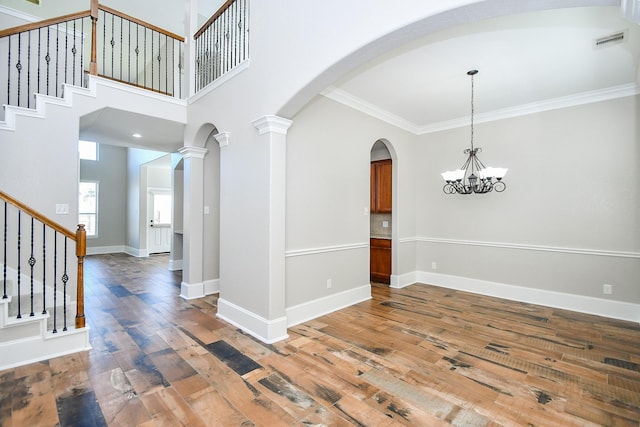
178,42 -> 182,98
46,27 -> 51,95
164,34 -> 168,94
55,23 -> 59,97
128,21 -> 131,83
64,21 -> 68,86
42,223 -> 46,314
3,202 -> 7,300
7,36 -> 11,105
111,12 -> 115,78
29,217 -> 35,316
52,231 -> 57,333
27,30 -> 31,108
62,237 -> 68,331
135,24 -> 139,85
120,16 -> 123,81
16,33 -> 22,107
72,19 -> 77,86
37,28 -> 41,95
151,29 -> 154,90
156,32 -> 161,92
231,2 -> 237,69
80,18 -> 84,86
102,10 -> 106,76
144,27 -> 147,88
56,24 -> 60,97
16,211 -> 21,319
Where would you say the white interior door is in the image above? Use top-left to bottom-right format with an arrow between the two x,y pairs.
148,189 -> 172,254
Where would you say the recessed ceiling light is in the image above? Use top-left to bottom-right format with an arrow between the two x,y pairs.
132,133 -> 142,138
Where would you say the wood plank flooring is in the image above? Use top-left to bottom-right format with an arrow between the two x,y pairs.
1,252 -> 639,426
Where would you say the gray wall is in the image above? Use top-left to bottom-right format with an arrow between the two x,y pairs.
416,94 -> 639,303
80,144 -> 127,249
285,93 -> 638,312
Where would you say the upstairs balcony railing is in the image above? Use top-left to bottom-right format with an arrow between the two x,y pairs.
0,0 -> 249,110
0,0 -> 185,111
193,0 -> 249,92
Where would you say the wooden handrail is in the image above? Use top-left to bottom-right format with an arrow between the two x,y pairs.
98,4 -> 185,42
0,190 -> 76,240
194,0 -> 236,39
1,190 -> 87,330
0,10 -> 91,38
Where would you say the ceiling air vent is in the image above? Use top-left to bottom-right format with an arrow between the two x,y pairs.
594,31 -> 625,47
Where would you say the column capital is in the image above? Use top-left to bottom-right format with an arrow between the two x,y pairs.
252,115 -> 293,135
213,131 -> 231,148
178,146 -> 208,159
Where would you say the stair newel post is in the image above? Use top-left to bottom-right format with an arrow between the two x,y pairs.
75,224 -> 86,328
89,0 -> 98,75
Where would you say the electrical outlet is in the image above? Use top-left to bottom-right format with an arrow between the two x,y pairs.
327,279 -> 332,289
432,262 -> 437,270
603,284 -> 612,295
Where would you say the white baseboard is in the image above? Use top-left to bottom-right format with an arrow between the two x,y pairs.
204,279 -> 220,295
390,272 -> 417,289
286,284 -> 372,327
180,281 -> 204,300
180,279 -> 219,300
125,246 -> 149,258
217,298 -> 288,344
168,259 -> 183,271
86,245 -> 126,255
414,271 -> 640,323
0,326 -> 91,370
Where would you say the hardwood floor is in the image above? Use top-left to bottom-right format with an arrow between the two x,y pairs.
1,253 -> 639,426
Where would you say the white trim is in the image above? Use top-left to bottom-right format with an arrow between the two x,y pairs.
204,278 -> 220,295
322,83 -> 640,136
213,131 -> 231,148
188,60 -> 250,106
180,281 -> 204,300
286,284 -> 372,327
252,115 -> 294,135
414,236 -> 640,259
0,5 -> 39,23
125,246 -> 149,258
217,298 -> 289,344
390,272 -> 418,289
86,245 -> 127,255
411,271 -> 639,324
168,259 -> 183,271
285,242 -> 369,258
321,86 -> 420,134
0,326 -> 91,370
178,146 -> 208,160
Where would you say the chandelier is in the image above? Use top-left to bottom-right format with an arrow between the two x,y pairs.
441,70 -> 507,194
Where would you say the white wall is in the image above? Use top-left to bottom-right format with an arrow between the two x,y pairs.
203,133 -> 220,284
416,94 -> 640,305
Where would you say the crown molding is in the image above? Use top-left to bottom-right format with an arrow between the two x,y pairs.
322,83 -> 640,136
0,5 -> 38,23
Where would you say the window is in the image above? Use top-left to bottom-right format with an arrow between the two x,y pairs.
79,140 -> 98,161
152,193 -> 172,225
79,181 -> 98,237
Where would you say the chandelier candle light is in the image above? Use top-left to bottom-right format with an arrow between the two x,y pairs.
441,70 -> 507,194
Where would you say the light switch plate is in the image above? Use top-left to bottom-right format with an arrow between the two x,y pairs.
55,204 -> 69,214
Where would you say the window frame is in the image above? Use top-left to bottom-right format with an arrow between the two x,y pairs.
78,180 -> 99,238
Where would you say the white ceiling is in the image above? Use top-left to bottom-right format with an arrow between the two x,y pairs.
78,5 -> 639,150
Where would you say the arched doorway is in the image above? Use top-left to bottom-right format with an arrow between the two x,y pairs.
370,140 -> 392,284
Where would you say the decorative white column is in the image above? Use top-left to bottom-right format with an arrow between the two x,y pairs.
217,116 -> 292,343
178,146 -> 208,299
